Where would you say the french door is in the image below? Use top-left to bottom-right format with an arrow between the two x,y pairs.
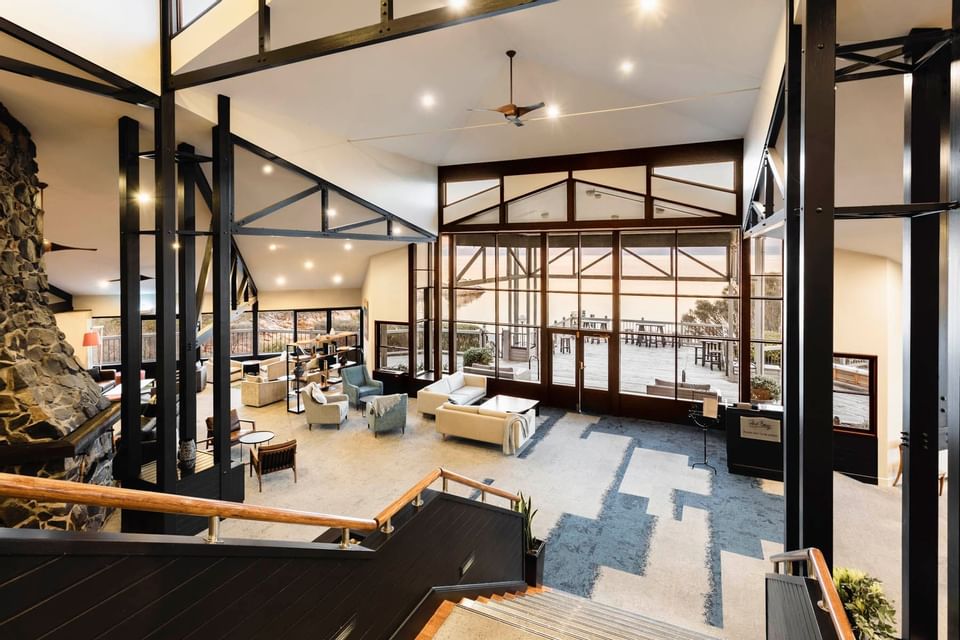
547,329 -> 611,414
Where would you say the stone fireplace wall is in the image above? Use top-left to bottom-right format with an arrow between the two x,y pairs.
0,101 -> 115,530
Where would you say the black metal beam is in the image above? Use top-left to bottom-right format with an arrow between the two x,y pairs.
901,30 -> 947,640
797,0 -> 836,567
949,7 -> 960,638
835,48 -> 908,77
212,95 -> 234,494
154,0 -> 178,492
783,7 -> 802,555
117,116 -> 143,487
328,217 -> 385,233
835,202 -> 958,218
0,17 -> 155,104
835,67 -> 907,83
177,142 -> 198,447
46,284 -> 73,308
231,135 -> 436,240
258,0 -> 271,55
169,0 -> 556,90
232,226 -> 432,243
0,56 -> 149,104
235,184 -> 321,227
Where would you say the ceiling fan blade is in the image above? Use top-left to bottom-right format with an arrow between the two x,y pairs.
43,240 -> 97,253
109,275 -> 154,283
515,102 -> 545,117
468,107 -> 508,114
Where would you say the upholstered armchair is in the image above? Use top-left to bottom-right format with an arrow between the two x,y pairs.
249,439 -> 297,492
203,409 -> 255,449
367,394 -> 407,437
341,365 -> 383,408
300,386 -> 349,430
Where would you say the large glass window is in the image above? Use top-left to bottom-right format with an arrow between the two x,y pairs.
331,309 -> 360,333
749,235 -> 783,405
296,311 -> 328,342
376,322 -> 409,371
258,310 -> 294,354
497,234 -> 541,382
414,243 -> 435,376
230,312 -> 253,357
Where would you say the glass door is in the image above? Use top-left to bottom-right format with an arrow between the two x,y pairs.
547,329 -> 611,412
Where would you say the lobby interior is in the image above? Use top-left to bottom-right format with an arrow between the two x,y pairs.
0,1 -> 956,639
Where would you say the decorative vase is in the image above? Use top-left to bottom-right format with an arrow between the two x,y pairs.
178,439 -> 196,474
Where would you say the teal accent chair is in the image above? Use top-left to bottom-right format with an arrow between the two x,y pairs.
341,365 -> 383,408
367,394 -> 407,437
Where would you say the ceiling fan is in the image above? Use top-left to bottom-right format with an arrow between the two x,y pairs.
471,50 -> 544,127
42,239 -> 97,253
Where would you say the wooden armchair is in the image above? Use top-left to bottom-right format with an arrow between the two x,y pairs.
249,439 -> 297,492
203,409 -> 255,449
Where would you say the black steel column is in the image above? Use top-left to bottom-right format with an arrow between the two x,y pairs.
212,95 -> 234,489
797,0 -> 836,565
947,6 -> 960,638
117,116 -> 142,483
782,9 -> 802,552
901,31 -> 947,640
177,143 -> 198,446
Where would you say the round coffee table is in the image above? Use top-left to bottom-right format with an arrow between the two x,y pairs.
239,430 -> 275,448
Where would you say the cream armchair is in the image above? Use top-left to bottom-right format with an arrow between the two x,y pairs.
417,371 -> 487,416
300,385 -> 349,431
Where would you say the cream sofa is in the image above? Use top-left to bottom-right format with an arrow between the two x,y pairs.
417,372 -> 487,416
258,355 -> 287,380
435,403 -> 537,455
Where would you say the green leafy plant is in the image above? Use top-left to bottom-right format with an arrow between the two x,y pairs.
833,567 -> 897,640
515,492 -> 540,553
463,346 -> 493,368
750,375 -> 780,401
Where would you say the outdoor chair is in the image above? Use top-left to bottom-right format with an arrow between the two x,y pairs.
249,439 -> 297,492
341,365 -> 383,408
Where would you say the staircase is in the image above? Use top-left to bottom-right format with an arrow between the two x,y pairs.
419,588 -> 720,640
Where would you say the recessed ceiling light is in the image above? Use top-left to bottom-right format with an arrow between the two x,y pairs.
269,243 -> 278,251
327,208 -> 337,217
262,164 -> 274,175
332,274 -> 343,285
638,0 -> 658,12
304,260 -> 314,270
545,104 -> 560,119
135,192 -> 152,205
421,93 -> 436,109
344,242 -> 353,251
619,60 -> 635,75
276,276 -> 286,286
449,0 -> 468,9
97,279 -> 109,289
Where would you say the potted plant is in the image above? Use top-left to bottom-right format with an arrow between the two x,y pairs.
750,376 -> 780,402
833,567 -> 897,640
516,492 -> 545,587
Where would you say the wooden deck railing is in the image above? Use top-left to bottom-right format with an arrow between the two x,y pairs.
0,467 -> 520,548
770,548 -> 855,640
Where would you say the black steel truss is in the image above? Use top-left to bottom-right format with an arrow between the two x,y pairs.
0,18 -> 156,105
169,0 -> 556,90
230,135 -> 435,243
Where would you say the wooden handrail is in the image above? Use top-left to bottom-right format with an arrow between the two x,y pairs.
770,548 -> 855,640
0,472 -> 378,531
0,466 -> 521,543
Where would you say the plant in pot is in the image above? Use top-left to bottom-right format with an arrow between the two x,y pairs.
516,492 -> 545,587
463,346 -> 493,369
833,567 -> 897,640
750,375 -> 780,403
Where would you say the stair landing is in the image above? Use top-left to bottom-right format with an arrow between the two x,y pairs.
418,587 -> 720,640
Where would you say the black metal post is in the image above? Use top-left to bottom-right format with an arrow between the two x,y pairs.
258,0 -> 271,54
901,30 -> 947,640
154,0 -> 178,490
177,142 -> 198,447
782,9 -> 802,553
947,7 -> 960,639
212,95 -> 234,490
797,0 -> 836,566
117,116 -> 142,484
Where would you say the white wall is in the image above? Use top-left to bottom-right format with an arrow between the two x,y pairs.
834,249 -> 903,484
360,247 -> 409,373
54,310 -> 92,369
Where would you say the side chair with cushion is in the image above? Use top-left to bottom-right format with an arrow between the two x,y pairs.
341,365 -> 383,408
300,383 -> 349,430
367,394 -> 408,437
203,409 -> 256,449
250,439 -> 297,492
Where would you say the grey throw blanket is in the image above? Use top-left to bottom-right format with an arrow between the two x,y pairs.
502,414 -> 531,455
368,394 -> 402,417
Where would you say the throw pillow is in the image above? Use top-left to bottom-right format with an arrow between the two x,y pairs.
310,384 -> 327,404
448,371 -> 465,389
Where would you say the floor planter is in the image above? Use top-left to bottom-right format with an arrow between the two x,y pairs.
525,538 -> 546,587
